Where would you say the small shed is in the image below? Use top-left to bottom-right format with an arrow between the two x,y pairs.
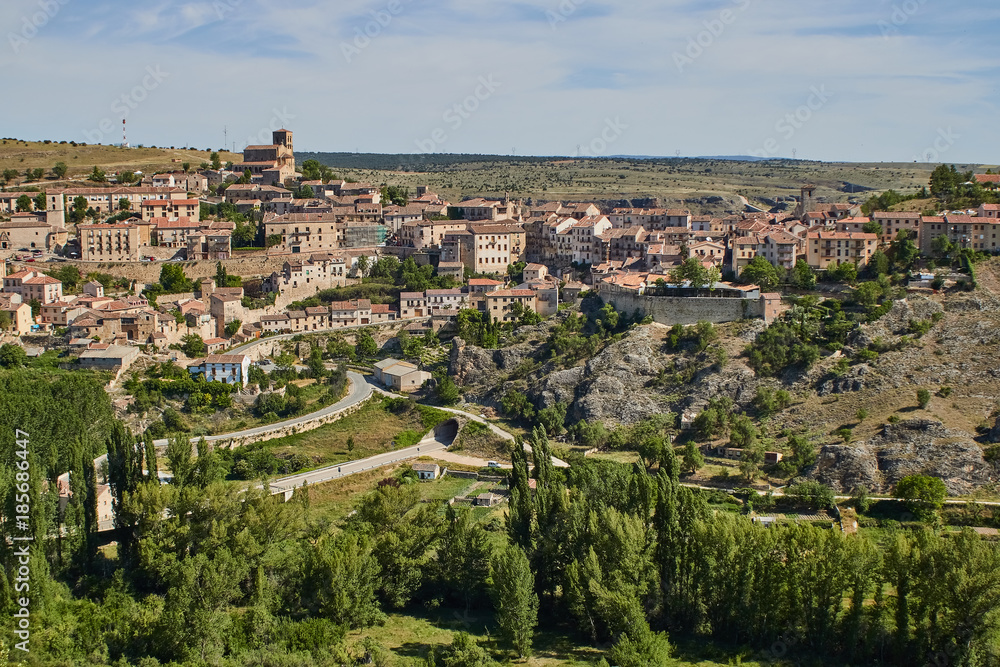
412,463 -> 440,480
475,492 -> 500,507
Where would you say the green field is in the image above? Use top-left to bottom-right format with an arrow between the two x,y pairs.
259,397 -> 451,469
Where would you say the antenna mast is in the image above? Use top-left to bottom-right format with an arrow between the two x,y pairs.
122,119 -> 130,148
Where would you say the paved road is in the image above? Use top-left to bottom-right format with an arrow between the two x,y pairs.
151,371 -> 373,447
434,405 -> 571,468
267,421 -> 454,494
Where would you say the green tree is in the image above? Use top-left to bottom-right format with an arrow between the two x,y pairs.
670,257 -> 713,288
436,374 -> 460,405
89,166 -> 106,182
862,220 -> 882,235
210,151 -> 221,170
0,343 -> 27,368
895,474 -> 947,521
118,197 -> 130,211
15,194 -> 31,212
917,388 -> 931,409
182,162 -> 191,173
182,333 -> 206,357
741,255 -> 780,290
854,281 -> 883,308
2,168 -> 19,185
356,330 -> 378,358
224,319 -> 242,337
158,263 -> 193,293
868,249 -> 890,276
681,441 -> 704,474
33,191 -> 46,211
490,543 -> 539,658
356,254 -> 370,277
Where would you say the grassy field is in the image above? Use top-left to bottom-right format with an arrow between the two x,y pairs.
259,397 -> 451,469
347,610 -> 792,667
0,137 -> 240,185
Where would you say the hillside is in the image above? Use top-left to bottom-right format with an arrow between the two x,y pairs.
301,152 -> 997,214
450,263 -> 1000,498
0,137 -> 240,186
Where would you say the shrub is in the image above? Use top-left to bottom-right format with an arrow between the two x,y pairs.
917,388 -> 931,409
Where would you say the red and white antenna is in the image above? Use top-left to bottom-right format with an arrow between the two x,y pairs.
122,119 -> 130,148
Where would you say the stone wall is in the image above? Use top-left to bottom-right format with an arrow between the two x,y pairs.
604,292 -> 770,326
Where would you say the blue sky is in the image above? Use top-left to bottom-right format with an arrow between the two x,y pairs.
2,0 -> 997,163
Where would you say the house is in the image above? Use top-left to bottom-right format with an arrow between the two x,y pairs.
400,220 -> 468,249
373,358 -> 432,392
443,222 -> 526,274
400,292 -> 427,318
475,492 -> 500,507
47,186 -> 187,215
522,263 -> 548,282
203,337 -> 227,354
0,294 -> 31,334
198,354 -> 251,386
78,345 -> 140,372
140,198 -> 200,223
979,203 -> 1000,220
485,289 -> 537,323
39,301 -> 87,326
152,217 -> 202,248
872,211 -> 921,244
0,219 -> 69,251
436,261 -> 465,281
78,223 -> 142,262
467,278 -> 504,293
82,281 -> 104,298
263,212 -> 341,254
569,215 -> 613,264
805,232 -> 878,270
424,288 -> 466,312
920,214 -> 1000,254
762,231 -> 803,271
412,463 -> 441,480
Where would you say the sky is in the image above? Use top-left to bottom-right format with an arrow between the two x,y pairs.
1,0 -> 997,163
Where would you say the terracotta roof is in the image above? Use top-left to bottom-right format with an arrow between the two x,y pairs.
204,354 -> 249,364
468,278 -> 503,286
489,289 -> 535,298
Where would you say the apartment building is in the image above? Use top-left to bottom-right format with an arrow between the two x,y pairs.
263,213 -> 340,254
920,214 -> 1000,254
806,232 -> 878,270
78,223 -> 142,262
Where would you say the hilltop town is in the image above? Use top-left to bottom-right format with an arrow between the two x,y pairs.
3,132 -> 1000,667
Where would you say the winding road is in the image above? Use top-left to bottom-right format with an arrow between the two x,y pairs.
150,370 -> 374,448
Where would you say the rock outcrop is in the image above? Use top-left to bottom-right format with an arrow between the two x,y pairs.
808,419 -> 996,495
